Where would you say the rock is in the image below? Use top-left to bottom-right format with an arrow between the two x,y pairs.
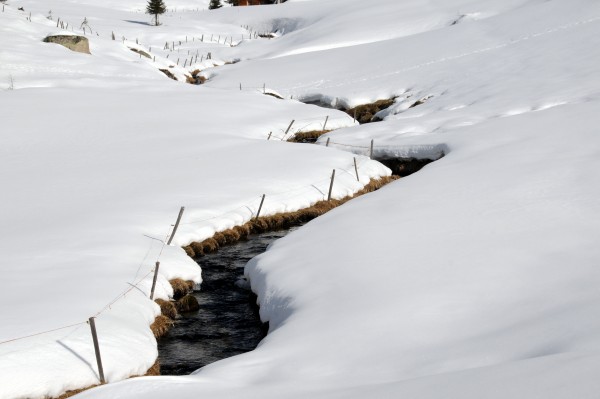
43,35 -> 90,54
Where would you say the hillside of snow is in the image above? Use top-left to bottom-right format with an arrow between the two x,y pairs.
1,0 -> 600,398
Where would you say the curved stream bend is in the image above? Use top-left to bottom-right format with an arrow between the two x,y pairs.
158,228 -> 298,375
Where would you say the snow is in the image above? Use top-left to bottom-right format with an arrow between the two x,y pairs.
1,0 -> 600,398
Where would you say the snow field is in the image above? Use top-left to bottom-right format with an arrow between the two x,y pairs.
0,3 -> 389,397
2,0 -> 600,398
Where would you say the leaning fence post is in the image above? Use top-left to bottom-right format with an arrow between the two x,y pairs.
267,132 -> 272,140
167,206 -> 185,245
323,115 -> 329,131
284,120 -> 295,138
88,317 -> 106,384
150,261 -> 160,300
256,194 -> 266,219
354,157 -> 360,181
326,137 -> 331,147
370,139 -> 374,159
327,169 -> 336,201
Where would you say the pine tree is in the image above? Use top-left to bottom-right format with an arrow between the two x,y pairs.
146,0 -> 167,26
208,0 -> 223,10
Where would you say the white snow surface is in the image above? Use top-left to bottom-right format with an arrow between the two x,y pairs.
1,0 -> 600,398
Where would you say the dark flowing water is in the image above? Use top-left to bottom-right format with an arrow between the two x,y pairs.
157,228 -> 297,375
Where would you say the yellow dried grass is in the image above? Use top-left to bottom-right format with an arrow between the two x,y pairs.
150,315 -> 173,339
169,278 -> 194,299
184,176 -> 399,257
176,294 -> 200,313
287,130 -> 331,143
155,299 -> 177,320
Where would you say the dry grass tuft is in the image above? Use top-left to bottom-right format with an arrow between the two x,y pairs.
52,353 -> 162,398
183,176 -> 400,257
155,299 -> 177,319
176,294 -> 200,313
159,69 -> 177,81
129,48 -> 151,59
186,69 -> 207,85
169,278 -> 194,300
150,315 -> 173,339
55,385 -> 102,399
143,360 -> 161,376
288,130 -> 331,143
347,98 -> 396,124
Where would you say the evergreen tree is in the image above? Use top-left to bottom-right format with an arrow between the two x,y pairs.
146,0 -> 167,26
209,0 -> 223,10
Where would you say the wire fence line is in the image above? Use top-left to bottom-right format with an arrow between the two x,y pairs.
0,146 -> 377,347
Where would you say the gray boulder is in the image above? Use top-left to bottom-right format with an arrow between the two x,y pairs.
43,35 -> 90,54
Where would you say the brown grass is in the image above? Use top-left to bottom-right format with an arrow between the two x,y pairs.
169,278 -> 194,299
347,98 -> 396,124
287,130 -> 331,143
155,298 -> 177,319
150,315 -> 173,339
53,360 -> 160,398
143,360 -> 161,376
184,176 -> 399,258
159,69 -> 177,81
129,48 -> 151,59
54,384 -> 102,399
186,69 -> 207,85
176,294 -> 200,313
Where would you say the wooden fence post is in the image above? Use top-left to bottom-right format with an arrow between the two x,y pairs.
167,207 -> 185,245
354,157 -> 360,181
370,139 -> 374,159
284,120 -> 295,138
256,194 -> 266,219
267,132 -> 272,140
323,116 -> 329,131
88,317 -> 106,384
150,261 -> 160,300
327,170 -> 336,201
326,137 -> 331,147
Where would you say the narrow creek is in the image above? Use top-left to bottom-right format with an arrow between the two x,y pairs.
157,227 -> 300,375
156,155 -> 438,375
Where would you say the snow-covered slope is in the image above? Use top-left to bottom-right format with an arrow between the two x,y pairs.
1,0 -> 600,398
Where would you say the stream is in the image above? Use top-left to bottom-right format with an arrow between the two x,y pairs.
157,227 -> 299,375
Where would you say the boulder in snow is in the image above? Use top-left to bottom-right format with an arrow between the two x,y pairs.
43,35 -> 90,54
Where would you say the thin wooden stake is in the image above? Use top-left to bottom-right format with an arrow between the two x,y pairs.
255,194 -> 266,219
88,317 -> 105,384
267,132 -> 272,140
326,137 -> 331,147
150,261 -> 160,300
354,157 -> 360,181
167,206 -> 185,245
327,170 -> 336,201
263,83 -> 266,94
323,115 -> 329,131
240,83 -> 242,91
370,139 -> 374,159
284,120 -> 295,137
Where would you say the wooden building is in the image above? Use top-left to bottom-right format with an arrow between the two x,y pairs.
238,0 -> 264,5
238,0 -> 282,5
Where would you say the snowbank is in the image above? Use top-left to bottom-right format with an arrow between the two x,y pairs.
2,0 -> 600,398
